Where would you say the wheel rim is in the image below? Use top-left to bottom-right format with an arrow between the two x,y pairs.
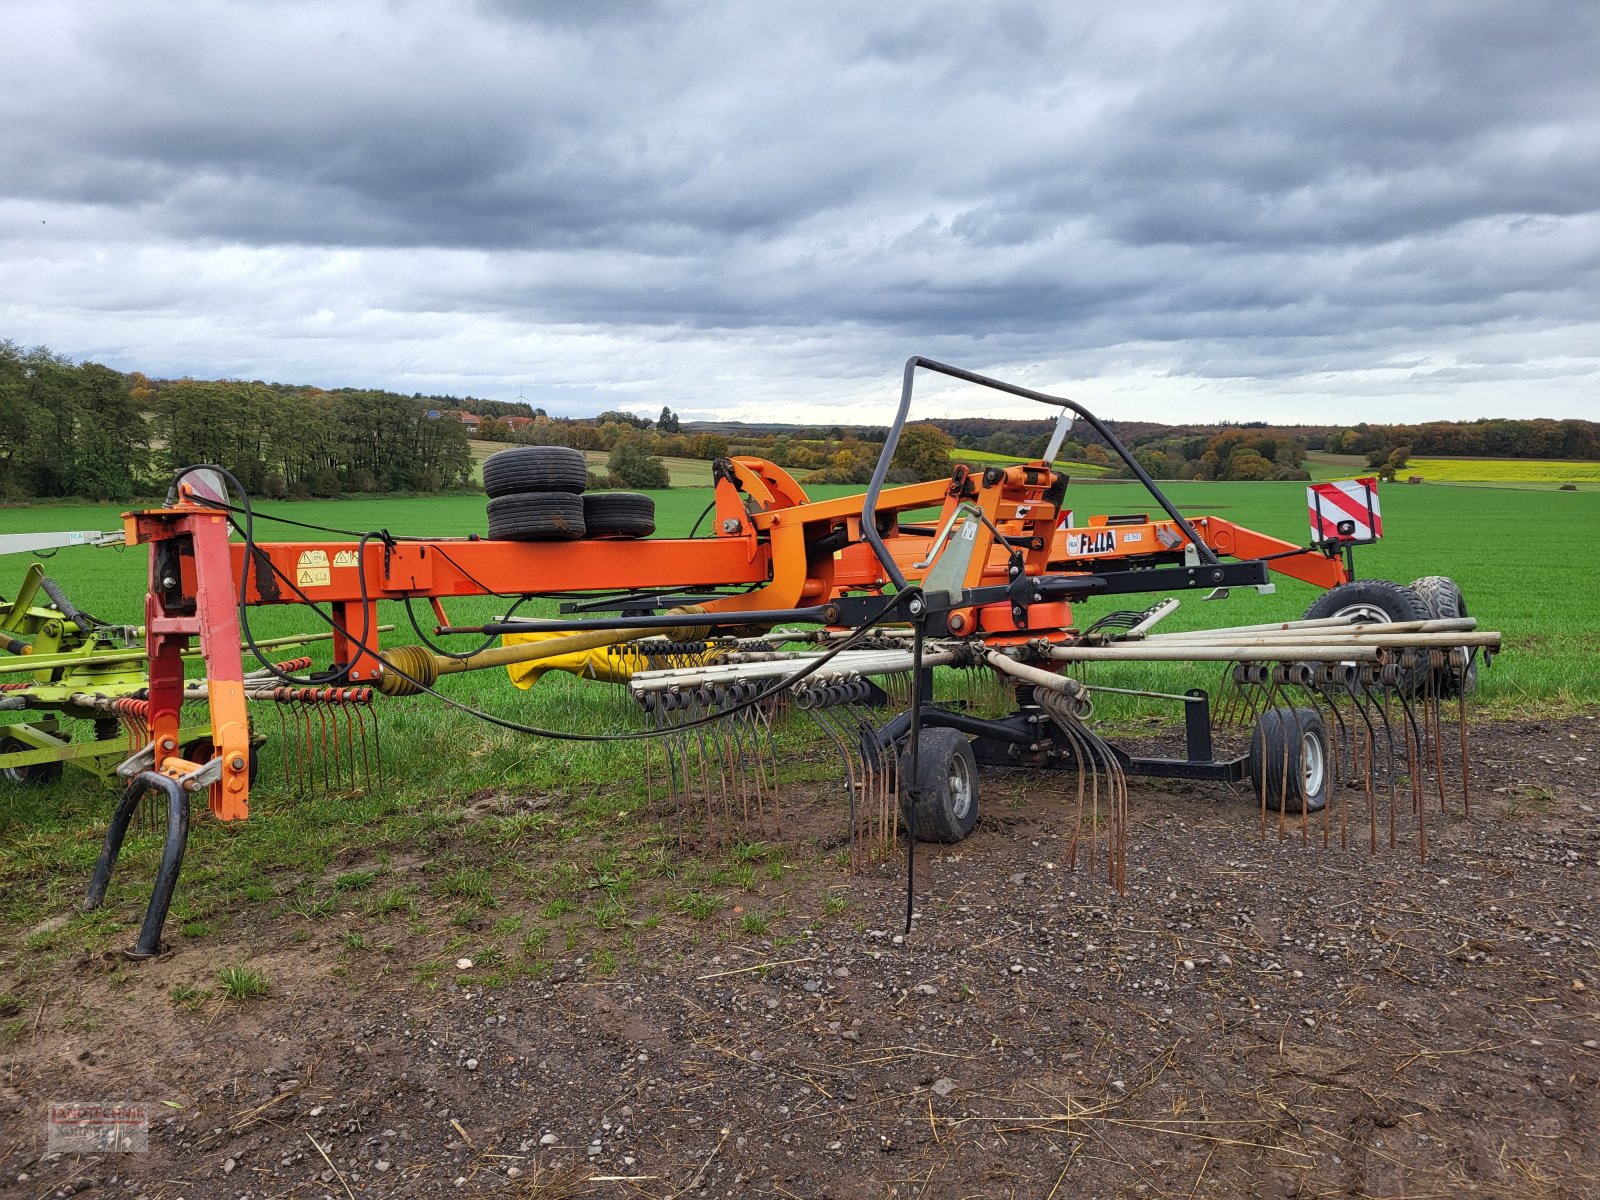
1,740 -> 27,784
1300,730 -> 1325,797
947,753 -> 973,821
1332,601 -> 1392,624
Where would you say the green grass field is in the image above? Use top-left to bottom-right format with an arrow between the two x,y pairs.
4,479 -> 1594,702
1302,452 -> 1369,480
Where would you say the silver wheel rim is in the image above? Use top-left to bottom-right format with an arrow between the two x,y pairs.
1301,730 -> 1325,797
1333,601 -> 1392,624
947,753 -> 973,821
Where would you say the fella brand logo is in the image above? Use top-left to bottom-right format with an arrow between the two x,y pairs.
1066,530 -> 1116,556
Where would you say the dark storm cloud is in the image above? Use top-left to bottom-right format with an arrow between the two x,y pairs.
1,0 -> 1596,419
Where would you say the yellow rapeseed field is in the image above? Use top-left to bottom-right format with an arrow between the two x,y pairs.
1405,457 -> 1600,483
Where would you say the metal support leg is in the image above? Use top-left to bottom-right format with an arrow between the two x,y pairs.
83,771 -> 190,960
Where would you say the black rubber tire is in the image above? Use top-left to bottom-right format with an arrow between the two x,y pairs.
1301,578 -> 1429,626
482,446 -> 588,498
1249,707 -> 1329,814
0,735 -> 65,785
899,727 -> 980,844
486,492 -> 586,541
1408,575 -> 1479,697
583,492 -> 656,539
1301,578 -> 1431,696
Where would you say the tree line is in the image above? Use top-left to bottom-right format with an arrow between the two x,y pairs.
5,340 -> 1594,501
2,342 -> 472,500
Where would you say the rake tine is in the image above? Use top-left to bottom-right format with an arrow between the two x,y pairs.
1453,650 -> 1471,813
356,692 -> 374,791
1428,653 -> 1447,813
1361,671 -> 1399,850
1341,670 -> 1378,853
712,687 -> 739,835
730,686 -> 764,835
287,696 -> 304,794
697,688 -> 729,841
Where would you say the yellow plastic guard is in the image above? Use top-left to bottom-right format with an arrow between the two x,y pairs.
501,632 -> 725,689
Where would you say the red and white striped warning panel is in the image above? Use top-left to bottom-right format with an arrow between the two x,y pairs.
1307,478 -> 1382,543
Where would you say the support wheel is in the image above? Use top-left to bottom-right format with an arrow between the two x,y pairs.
1249,707 -> 1329,814
482,446 -> 589,497
1,735 -> 64,785
583,492 -> 656,539
1408,575 -> 1478,697
900,727 -> 980,843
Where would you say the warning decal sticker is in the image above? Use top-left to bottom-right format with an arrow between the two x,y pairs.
295,549 -> 331,588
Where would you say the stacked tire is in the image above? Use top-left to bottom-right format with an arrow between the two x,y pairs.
482,446 -> 656,541
484,447 -> 588,541
583,491 -> 655,539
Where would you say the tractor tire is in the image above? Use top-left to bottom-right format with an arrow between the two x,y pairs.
899,727 -> 980,844
486,493 -> 586,541
1408,575 -> 1479,697
1301,578 -> 1430,696
1249,706 -> 1329,814
583,492 -> 656,539
482,446 -> 588,498
1,735 -> 64,785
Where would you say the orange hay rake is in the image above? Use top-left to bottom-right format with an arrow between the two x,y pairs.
83,358 -> 1499,957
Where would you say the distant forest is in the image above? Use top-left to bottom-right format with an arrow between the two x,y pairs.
3,340 -> 1596,500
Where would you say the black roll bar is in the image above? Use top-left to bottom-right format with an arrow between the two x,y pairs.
861,357 -> 1222,590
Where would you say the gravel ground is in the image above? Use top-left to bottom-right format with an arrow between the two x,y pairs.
3,713 -> 1597,1199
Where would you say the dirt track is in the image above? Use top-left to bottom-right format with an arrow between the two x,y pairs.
3,713 -> 1598,1199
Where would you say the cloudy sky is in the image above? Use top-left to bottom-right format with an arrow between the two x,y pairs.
3,0 -> 1597,424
